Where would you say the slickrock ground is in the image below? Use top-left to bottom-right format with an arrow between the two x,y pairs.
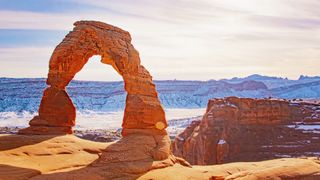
0,134 -> 180,180
0,127 -> 122,142
141,158 -> 320,180
1,134 -> 319,180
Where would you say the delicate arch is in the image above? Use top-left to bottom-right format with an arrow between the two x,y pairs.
19,21 -> 167,136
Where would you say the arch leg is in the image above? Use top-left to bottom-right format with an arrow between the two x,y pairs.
19,86 -> 75,135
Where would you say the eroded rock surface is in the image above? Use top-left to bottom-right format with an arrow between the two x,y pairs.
1,134 -> 319,180
173,97 -> 320,165
19,21 -> 167,136
0,134 -> 183,179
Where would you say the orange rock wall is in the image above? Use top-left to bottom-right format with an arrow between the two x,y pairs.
173,97 -> 320,165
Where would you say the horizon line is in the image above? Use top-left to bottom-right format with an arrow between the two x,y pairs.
1,73 -> 320,82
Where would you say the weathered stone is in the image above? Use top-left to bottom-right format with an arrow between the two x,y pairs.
173,97 -> 320,165
19,21 -> 168,137
2,134 -> 319,179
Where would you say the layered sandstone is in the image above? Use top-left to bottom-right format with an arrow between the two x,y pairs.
1,134 -> 319,179
17,21 -> 173,162
173,97 -> 320,165
19,21 -> 167,136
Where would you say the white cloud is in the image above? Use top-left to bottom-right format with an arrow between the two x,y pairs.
0,0 -> 319,80
0,11 -> 74,30
0,47 -> 53,78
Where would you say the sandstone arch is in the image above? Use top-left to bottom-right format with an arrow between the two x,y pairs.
19,21 -> 168,136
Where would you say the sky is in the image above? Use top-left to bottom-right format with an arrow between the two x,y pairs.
0,0 -> 319,81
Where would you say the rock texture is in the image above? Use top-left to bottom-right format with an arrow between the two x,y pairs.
0,134 -> 186,180
173,97 -> 320,165
19,21 -> 167,136
141,158 -> 320,180
1,134 -> 319,180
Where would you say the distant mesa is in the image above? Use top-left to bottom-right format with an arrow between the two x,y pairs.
299,75 -> 320,80
2,74 -> 320,113
224,80 -> 268,91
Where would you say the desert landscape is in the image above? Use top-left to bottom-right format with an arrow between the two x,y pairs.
1,1 -> 320,180
0,20 -> 320,180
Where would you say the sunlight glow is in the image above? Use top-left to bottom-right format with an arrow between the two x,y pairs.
0,0 -> 319,80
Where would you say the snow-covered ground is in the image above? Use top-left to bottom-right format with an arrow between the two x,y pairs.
1,75 -> 320,133
0,108 -> 206,130
0,111 -> 36,127
286,124 -> 320,134
287,124 -> 320,130
1,75 -> 320,113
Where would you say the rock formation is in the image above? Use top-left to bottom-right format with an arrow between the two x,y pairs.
16,21 -> 174,162
1,134 -> 319,179
173,97 -> 320,165
19,21 -> 167,136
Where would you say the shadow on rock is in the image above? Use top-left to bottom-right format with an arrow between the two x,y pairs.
0,164 -> 41,180
29,133 -> 189,180
0,134 -> 57,151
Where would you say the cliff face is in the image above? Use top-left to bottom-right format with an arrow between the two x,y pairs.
172,97 -> 320,165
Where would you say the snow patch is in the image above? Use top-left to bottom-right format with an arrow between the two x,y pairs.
0,108 -> 206,131
218,139 -> 226,145
286,125 -> 320,130
0,111 -> 37,127
274,154 -> 292,158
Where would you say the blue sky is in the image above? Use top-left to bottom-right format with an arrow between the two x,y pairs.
0,0 -> 319,81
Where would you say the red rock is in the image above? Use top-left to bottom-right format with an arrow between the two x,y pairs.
19,21 -> 168,137
172,97 -> 320,165
1,135 -> 319,179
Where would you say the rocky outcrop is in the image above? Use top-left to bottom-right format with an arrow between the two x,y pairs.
0,134 -> 188,179
19,21 -> 167,136
16,21 -> 173,162
1,134 -> 319,179
173,97 -> 320,165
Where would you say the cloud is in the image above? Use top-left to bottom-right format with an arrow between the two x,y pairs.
0,47 -> 54,62
0,11 -> 74,30
0,47 -> 53,78
0,0 -> 319,80
248,15 -> 320,29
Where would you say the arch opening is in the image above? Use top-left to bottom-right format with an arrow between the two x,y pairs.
19,21 -> 168,136
70,55 -> 126,129
73,55 -> 123,82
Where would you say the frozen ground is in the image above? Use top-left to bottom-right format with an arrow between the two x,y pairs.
0,108 -> 206,130
1,75 -> 320,135
2,75 -> 320,113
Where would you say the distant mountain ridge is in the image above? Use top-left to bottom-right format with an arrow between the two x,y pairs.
0,74 -> 320,112
221,74 -> 320,88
